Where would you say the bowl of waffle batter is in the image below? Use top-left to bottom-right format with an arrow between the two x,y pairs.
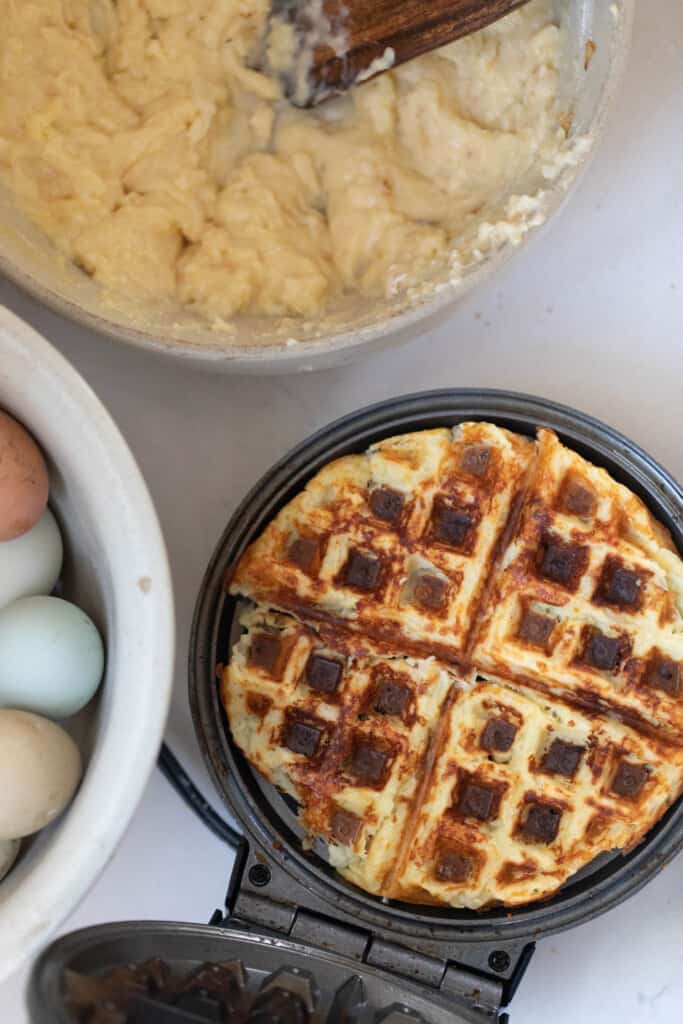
0,1 -> 632,370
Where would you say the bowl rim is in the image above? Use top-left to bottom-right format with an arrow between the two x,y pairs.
0,0 -> 635,371
0,305 -> 175,984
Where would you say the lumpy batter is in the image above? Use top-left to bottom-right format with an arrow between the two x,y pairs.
0,0 -> 562,320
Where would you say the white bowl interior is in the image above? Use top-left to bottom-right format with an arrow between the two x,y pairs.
0,307 -> 174,983
0,1 -> 633,370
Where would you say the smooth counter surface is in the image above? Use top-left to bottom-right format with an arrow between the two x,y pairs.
1,2 -> 681,1020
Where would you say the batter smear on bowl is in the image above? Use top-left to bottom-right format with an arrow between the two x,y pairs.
0,0 -> 563,320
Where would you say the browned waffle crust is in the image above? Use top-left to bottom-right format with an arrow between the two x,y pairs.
223,423 -> 683,908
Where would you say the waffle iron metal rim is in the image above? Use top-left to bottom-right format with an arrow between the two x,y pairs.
189,388 -> 683,946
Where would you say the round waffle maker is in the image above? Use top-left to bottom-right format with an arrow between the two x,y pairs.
30,391 -> 683,1024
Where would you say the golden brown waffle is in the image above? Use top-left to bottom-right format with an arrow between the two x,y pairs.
225,609 -> 683,908
224,607 -> 451,895
224,423 -> 683,908
231,423 -> 534,665
473,429 -> 683,741
395,676 -> 683,907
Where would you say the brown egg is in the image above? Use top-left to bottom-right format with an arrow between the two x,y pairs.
0,410 -> 49,541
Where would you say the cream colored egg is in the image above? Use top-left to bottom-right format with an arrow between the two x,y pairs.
0,410 -> 49,541
0,710 -> 82,840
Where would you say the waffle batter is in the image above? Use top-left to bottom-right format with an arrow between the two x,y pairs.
0,0 -> 562,320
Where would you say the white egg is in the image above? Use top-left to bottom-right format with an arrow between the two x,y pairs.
0,596 -> 104,719
0,710 -> 81,840
0,507 -> 63,610
0,839 -> 20,881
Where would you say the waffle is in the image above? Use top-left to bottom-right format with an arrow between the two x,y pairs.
224,423 -> 683,908
224,607 -> 452,895
225,609 -> 683,908
473,428 -> 683,741
231,423 -> 534,665
396,676 -> 683,907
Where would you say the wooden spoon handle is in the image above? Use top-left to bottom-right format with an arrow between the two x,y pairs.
272,0 -> 531,105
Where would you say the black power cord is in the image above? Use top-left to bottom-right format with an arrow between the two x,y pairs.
158,742 -> 243,850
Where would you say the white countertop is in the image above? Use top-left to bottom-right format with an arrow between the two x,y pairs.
2,2 -> 682,1020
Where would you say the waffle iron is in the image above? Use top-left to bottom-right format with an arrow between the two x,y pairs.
30,390 -> 683,1024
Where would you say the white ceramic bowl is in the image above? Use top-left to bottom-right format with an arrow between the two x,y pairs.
0,306 -> 175,983
0,0 -> 633,371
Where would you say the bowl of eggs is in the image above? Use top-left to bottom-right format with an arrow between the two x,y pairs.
0,305 -> 174,983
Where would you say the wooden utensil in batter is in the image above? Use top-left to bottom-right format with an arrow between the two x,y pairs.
266,0 -> 530,105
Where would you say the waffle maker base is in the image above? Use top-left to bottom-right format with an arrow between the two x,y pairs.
186,391 -> 683,1021
40,390 -> 675,1024
183,390 -> 683,1019
27,391 -> 683,1024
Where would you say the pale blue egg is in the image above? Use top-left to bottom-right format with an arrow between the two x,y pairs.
0,597 -> 104,719
0,507 -> 63,610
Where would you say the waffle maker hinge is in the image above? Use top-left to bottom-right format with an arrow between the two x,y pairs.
214,839 -> 534,1021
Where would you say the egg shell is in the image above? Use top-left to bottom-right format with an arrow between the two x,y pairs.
0,410 -> 49,541
0,596 -> 105,719
0,507 -> 63,610
0,839 -> 20,882
0,710 -> 81,840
